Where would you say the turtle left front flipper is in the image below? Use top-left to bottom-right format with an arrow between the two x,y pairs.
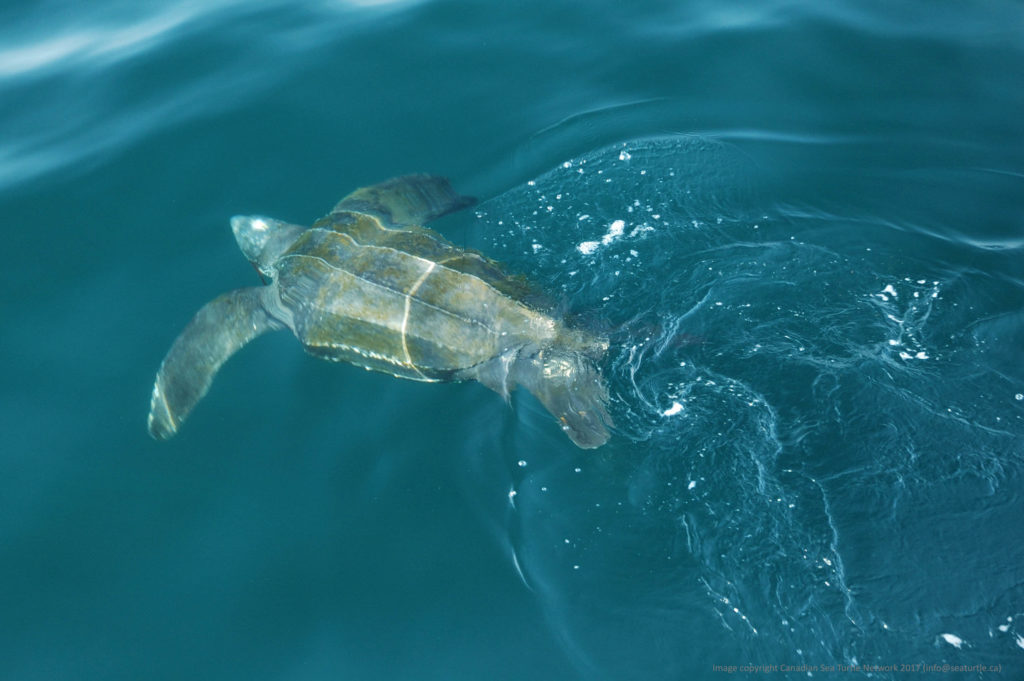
148,287 -> 283,440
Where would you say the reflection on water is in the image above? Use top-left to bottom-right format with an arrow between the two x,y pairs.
471,137 -> 1024,679
0,0 -> 413,189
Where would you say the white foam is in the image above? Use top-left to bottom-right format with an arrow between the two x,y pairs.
939,633 -> 964,648
603,219 -> 625,244
578,219 -> 627,255
662,401 -> 684,416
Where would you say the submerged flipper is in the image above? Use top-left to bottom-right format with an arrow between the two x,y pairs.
148,287 -> 282,440
331,174 -> 476,227
501,348 -> 612,449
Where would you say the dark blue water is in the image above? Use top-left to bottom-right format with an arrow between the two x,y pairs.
2,1 -> 1022,679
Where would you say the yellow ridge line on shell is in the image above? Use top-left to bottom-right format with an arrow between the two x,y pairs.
278,234 -> 495,332
312,227 -> 535,320
401,261 -> 436,378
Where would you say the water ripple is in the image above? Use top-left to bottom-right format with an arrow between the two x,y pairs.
0,0 -> 426,189
473,136 -> 1024,679
0,7 -> 196,78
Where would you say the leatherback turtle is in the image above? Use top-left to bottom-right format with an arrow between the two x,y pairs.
147,174 -> 611,448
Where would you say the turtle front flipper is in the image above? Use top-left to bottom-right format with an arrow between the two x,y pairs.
148,287 -> 283,440
508,348 -> 613,449
330,174 -> 476,227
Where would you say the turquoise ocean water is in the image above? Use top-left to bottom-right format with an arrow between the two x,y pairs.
3,1 -> 1023,679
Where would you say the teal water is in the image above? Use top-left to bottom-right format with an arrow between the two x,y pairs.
3,1 -> 1023,679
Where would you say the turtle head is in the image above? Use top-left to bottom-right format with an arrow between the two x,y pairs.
230,215 -> 305,278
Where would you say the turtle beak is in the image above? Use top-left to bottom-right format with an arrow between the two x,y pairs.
231,215 -> 273,264
230,215 -> 306,280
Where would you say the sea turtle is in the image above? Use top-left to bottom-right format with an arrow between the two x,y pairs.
147,174 -> 612,448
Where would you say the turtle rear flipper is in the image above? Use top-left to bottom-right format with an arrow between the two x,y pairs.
148,287 -> 283,440
331,174 -> 476,227
509,348 -> 612,449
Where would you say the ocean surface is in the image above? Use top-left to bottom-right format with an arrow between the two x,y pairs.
2,1 -> 1023,679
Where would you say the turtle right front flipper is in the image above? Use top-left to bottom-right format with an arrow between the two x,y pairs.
148,287 -> 283,440
330,174 -> 476,227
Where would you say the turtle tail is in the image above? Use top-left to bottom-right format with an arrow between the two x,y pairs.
148,287 -> 282,440
510,347 -> 612,449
